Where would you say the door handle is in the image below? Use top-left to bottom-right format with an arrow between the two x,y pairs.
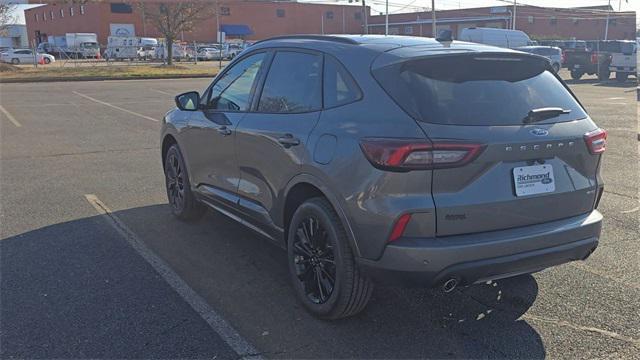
277,134 -> 300,148
217,126 -> 232,136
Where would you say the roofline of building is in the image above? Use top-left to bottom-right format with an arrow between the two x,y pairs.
367,16 -> 510,27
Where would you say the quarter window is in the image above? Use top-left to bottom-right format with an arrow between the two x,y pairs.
258,51 -> 322,113
323,56 -> 361,108
207,53 -> 265,111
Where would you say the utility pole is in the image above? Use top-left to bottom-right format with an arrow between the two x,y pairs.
604,0 -> 611,40
361,0 -> 368,34
431,0 -> 436,37
385,0 -> 388,35
512,0 -> 517,30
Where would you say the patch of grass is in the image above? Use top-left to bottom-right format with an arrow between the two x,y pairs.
0,63 -> 21,72
0,63 -> 217,81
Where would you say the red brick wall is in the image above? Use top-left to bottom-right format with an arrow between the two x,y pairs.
24,1 -> 368,46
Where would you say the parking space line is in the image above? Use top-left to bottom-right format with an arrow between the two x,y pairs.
151,89 -> 173,96
72,91 -> 160,122
0,105 -> 22,127
83,194 -> 262,359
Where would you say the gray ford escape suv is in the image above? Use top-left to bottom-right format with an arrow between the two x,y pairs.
161,35 -> 605,319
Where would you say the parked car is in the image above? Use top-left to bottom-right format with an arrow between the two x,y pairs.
197,47 -> 224,61
0,49 -> 55,64
516,46 -> 562,72
609,40 -> 637,82
563,47 -> 611,80
161,35 -> 605,319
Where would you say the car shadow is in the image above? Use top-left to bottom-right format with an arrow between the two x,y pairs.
563,77 -> 638,88
1,204 -> 546,359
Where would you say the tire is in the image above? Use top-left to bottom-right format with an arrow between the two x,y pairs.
616,72 -> 628,82
164,144 -> 205,221
43,57 -> 51,64
11,58 -> 19,65
552,63 -> 560,73
287,197 -> 373,320
570,69 -> 583,80
598,69 -> 610,81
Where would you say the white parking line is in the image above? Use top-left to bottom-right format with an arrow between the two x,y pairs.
0,105 -> 22,127
83,194 -> 262,359
73,91 -> 160,122
151,89 -> 173,96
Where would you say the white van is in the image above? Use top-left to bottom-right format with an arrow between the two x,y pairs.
458,27 -> 532,49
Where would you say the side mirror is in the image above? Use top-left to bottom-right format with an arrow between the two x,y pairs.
175,91 -> 200,111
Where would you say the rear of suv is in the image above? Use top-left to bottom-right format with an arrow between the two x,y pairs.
161,35 -> 605,320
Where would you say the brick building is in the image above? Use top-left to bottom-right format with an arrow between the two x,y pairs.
23,1 -> 636,47
24,1 -> 368,46
367,5 -> 636,40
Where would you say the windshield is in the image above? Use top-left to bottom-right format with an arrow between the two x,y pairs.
373,54 -> 586,126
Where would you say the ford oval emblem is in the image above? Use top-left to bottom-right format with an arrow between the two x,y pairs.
530,128 -> 549,136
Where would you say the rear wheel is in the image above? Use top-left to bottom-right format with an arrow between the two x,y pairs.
616,72 -> 628,82
570,69 -> 583,80
287,197 -> 373,320
43,57 -> 51,64
164,144 -> 205,221
598,69 -> 610,81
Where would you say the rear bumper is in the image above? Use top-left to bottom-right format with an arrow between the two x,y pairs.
357,210 -> 602,287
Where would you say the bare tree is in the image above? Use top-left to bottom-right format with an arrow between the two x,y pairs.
137,1 -> 214,65
0,3 -> 16,36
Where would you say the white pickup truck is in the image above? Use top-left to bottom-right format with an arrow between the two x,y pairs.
609,40 -> 637,82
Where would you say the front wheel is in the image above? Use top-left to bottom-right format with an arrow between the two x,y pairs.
287,197 -> 373,320
570,69 -> 583,80
11,58 -> 19,65
552,63 -> 560,73
616,72 -> 629,82
164,144 -> 205,221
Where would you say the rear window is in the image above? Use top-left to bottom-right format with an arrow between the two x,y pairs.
373,54 -> 587,126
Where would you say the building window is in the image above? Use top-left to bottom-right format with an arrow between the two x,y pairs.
404,26 -> 413,35
70,7 -> 74,16
609,18 -> 617,26
354,12 -> 362,20
220,6 -> 230,16
50,11 -> 54,20
388,27 -> 400,35
527,15 -> 534,24
572,17 -> 579,25
325,11 -> 334,20
60,8 -> 64,18
42,12 -> 46,21
550,16 -> 557,25
35,13 -> 39,22
276,9 -> 285,18
80,5 -> 85,15
110,3 -> 132,13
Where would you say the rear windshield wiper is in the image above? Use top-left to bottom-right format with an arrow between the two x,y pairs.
523,107 -> 571,124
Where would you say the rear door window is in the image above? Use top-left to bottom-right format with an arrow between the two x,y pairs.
257,51 -> 322,113
373,54 -> 586,126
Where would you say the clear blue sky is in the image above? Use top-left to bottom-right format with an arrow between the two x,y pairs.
9,0 -> 639,25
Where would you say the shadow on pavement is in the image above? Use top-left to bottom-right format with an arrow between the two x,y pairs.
564,77 -> 637,88
1,204 -> 546,359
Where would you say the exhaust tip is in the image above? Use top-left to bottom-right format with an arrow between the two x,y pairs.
442,278 -> 458,293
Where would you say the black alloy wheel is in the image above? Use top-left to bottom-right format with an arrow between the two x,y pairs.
292,216 -> 336,304
164,144 -> 205,221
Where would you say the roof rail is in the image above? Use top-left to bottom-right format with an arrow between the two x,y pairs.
253,35 -> 359,46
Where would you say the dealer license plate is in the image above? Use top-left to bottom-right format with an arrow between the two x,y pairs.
513,165 -> 555,197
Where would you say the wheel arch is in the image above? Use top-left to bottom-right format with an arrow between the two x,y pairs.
282,174 -> 361,257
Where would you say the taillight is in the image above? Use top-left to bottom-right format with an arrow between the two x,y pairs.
359,138 -> 484,171
561,50 -> 566,63
590,53 -> 598,64
389,213 -> 411,242
584,128 -> 607,154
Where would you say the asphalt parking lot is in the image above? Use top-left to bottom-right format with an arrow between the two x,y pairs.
1,72 -> 638,359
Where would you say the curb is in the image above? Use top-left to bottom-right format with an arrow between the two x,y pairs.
0,73 -> 214,84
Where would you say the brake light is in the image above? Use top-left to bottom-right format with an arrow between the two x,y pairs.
584,128 -> 607,154
590,53 -> 599,64
389,213 -> 412,242
561,50 -> 566,63
359,138 -> 485,171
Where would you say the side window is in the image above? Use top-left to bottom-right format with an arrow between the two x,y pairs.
258,51 -> 322,113
207,52 -> 265,111
323,56 -> 361,108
